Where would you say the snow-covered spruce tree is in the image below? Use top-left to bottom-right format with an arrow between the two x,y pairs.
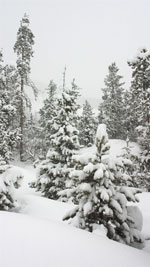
123,90 -> 137,141
128,48 -> 150,127
3,64 -> 21,126
134,125 -> 150,191
63,124 -> 143,247
0,53 -> 23,210
34,80 -> 80,199
14,13 -> 35,161
39,80 -> 57,155
128,48 -> 150,190
78,100 -> 97,146
120,137 -> 139,187
0,54 -> 20,163
98,63 -> 125,139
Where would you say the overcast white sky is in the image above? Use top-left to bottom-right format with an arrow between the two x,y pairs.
0,0 -> 150,105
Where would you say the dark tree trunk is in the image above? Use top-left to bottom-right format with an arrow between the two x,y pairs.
20,77 -> 24,161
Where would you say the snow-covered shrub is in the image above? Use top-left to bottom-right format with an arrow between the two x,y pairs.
0,161 -> 23,210
63,124 -> 144,247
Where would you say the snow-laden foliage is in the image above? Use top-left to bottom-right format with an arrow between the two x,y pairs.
33,80 -> 80,199
123,90 -> 137,140
98,63 -> 126,139
118,137 -> 139,187
78,100 -> 97,146
134,125 -> 150,190
0,160 -> 23,210
128,48 -> 150,126
0,53 -> 20,162
63,124 -> 144,247
127,48 -> 150,190
14,14 -> 34,79
39,80 -> 57,155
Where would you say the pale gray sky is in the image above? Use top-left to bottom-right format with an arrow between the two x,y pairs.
1,0 -> 150,106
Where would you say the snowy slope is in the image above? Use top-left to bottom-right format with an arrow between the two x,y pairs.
1,140 -> 150,267
0,211 -> 150,267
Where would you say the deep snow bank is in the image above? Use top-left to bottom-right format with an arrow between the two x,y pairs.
0,211 -> 149,267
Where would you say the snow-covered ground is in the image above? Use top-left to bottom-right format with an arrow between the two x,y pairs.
0,140 -> 150,267
0,209 -> 150,267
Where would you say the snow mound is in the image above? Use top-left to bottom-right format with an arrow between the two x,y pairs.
0,211 -> 149,267
0,166 -> 24,210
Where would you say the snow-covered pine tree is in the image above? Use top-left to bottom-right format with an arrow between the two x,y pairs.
128,48 -> 150,127
123,89 -> 136,141
78,100 -> 97,146
34,80 -> 80,199
39,80 -> 57,154
0,53 -> 23,210
0,54 -> 20,163
128,48 -> 150,190
14,13 -> 35,161
63,124 -> 143,247
98,63 -> 125,139
120,136 -> 139,187
134,125 -> 150,190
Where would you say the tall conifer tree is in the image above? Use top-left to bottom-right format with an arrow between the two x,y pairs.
39,80 -> 57,154
128,48 -> 150,126
98,63 -> 125,139
128,48 -> 150,190
0,52 -> 20,162
14,14 -> 35,161
34,80 -> 80,199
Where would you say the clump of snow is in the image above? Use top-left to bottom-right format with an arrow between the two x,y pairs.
0,166 -> 24,210
93,224 -> 108,238
78,183 -> 92,193
94,168 -> 103,180
136,193 -> 150,240
83,201 -> 92,215
95,124 -> 110,155
1,166 -> 24,187
83,162 -> 94,173
72,153 -> 97,166
127,206 -> 143,231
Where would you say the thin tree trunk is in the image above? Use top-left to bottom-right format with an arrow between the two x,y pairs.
20,77 -> 24,161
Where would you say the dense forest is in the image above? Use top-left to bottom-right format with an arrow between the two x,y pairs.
0,14 -> 150,250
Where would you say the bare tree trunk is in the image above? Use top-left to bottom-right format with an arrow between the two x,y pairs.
20,77 -> 24,161
63,66 -> 66,91
147,110 -> 150,124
